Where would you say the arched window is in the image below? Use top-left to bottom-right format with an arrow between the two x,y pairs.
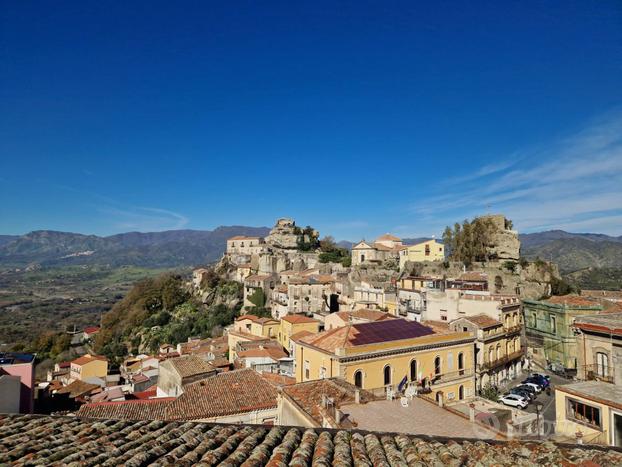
434,356 -> 442,375
360,254 -> 365,262
459,385 -> 464,400
458,352 -> 464,375
410,360 -> 418,381
496,345 -> 501,361
384,365 -> 392,386
504,315 -> 510,328
354,370 -> 363,388
596,352 -> 609,377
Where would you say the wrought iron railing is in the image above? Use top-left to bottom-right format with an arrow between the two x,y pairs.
479,349 -> 524,371
583,364 -> 614,384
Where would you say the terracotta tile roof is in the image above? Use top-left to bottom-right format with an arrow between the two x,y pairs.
55,380 -> 100,398
300,319 -> 436,353
290,330 -> 315,341
335,308 -> 396,322
281,314 -> 319,324
83,326 -> 100,334
90,387 -> 126,403
573,312 -> 622,335
164,369 -> 278,420
422,320 -> 452,333
545,295 -> 602,307
236,314 -> 260,322
259,372 -> 296,387
129,387 -> 157,400
283,378 -> 376,425
71,354 -> 107,366
458,272 -> 488,281
237,346 -> 287,361
245,274 -> 273,282
229,235 -> 261,240
376,233 -> 401,241
464,313 -> 503,329
166,355 -> 216,378
3,414 -> 622,465
76,398 -> 175,420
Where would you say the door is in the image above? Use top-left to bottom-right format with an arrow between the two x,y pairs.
596,352 -> 609,377
613,413 -> 622,448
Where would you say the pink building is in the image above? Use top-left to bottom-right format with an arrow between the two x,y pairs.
0,353 -> 35,413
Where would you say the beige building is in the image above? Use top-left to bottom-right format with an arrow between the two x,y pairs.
555,381 -> 622,447
351,234 -> 404,266
285,274 -> 335,314
156,355 -> 217,397
399,239 -> 445,268
573,313 -> 621,385
69,354 -> 108,383
449,314 -> 523,390
352,282 -> 396,311
293,318 -> 476,403
243,274 -> 276,308
226,236 -> 265,256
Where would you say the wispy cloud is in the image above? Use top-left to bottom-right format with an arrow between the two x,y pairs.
54,184 -> 190,232
100,206 -> 189,231
410,111 -> 622,235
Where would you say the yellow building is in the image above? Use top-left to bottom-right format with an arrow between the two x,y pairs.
293,318 -> 476,403
278,315 -> 320,353
69,354 -> 108,382
399,239 -> 445,269
555,381 -> 622,447
233,314 -> 280,339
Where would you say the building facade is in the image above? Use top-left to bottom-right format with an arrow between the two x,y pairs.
293,319 -> 476,404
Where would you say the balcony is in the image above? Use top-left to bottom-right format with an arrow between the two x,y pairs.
583,364 -> 615,384
429,367 -> 474,385
479,349 -> 525,371
504,324 -> 523,335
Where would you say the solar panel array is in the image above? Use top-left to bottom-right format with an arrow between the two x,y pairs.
349,319 -> 435,346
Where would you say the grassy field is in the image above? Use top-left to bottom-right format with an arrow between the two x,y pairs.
0,265 -> 187,348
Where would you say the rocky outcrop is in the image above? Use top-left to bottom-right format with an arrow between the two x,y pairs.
481,214 -> 521,260
265,218 -> 301,249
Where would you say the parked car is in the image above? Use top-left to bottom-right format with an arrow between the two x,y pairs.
510,387 -> 534,401
521,380 -> 543,393
529,374 -> 550,388
531,373 -> 550,381
499,393 -> 528,409
515,384 -> 537,397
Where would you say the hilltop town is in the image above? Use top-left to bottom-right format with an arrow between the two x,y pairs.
3,214 -> 622,463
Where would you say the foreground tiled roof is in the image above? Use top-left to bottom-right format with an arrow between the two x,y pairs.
573,312 -> 622,335
2,414 -> 621,466
281,314 -> 319,324
71,354 -> 107,366
76,398 -> 175,420
165,368 -> 279,420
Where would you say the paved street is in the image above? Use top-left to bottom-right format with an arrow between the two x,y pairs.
503,371 -> 571,437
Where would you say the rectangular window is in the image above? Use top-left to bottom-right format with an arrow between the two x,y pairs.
567,398 -> 602,429
319,366 -> 326,379
304,360 -> 310,380
550,315 -> 557,334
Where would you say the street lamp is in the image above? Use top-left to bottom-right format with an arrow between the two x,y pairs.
535,402 -> 543,439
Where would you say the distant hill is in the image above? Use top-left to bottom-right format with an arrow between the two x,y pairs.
0,226 -> 270,269
519,230 -> 622,273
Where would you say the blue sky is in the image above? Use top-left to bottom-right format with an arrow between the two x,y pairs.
1,1 -> 621,240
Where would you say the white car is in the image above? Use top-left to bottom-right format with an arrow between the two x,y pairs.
498,393 -> 528,409
521,382 -> 542,393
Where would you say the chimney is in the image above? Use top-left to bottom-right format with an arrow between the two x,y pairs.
335,407 -> 342,425
354,389 -> 360,404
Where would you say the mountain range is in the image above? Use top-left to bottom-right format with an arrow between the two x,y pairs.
1,228 -> 621,274
0,227 -> 270,269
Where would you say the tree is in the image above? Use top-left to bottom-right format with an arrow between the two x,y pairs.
443,216 -> 501,265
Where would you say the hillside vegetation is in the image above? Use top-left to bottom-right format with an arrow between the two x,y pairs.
94,272 -> 242,363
